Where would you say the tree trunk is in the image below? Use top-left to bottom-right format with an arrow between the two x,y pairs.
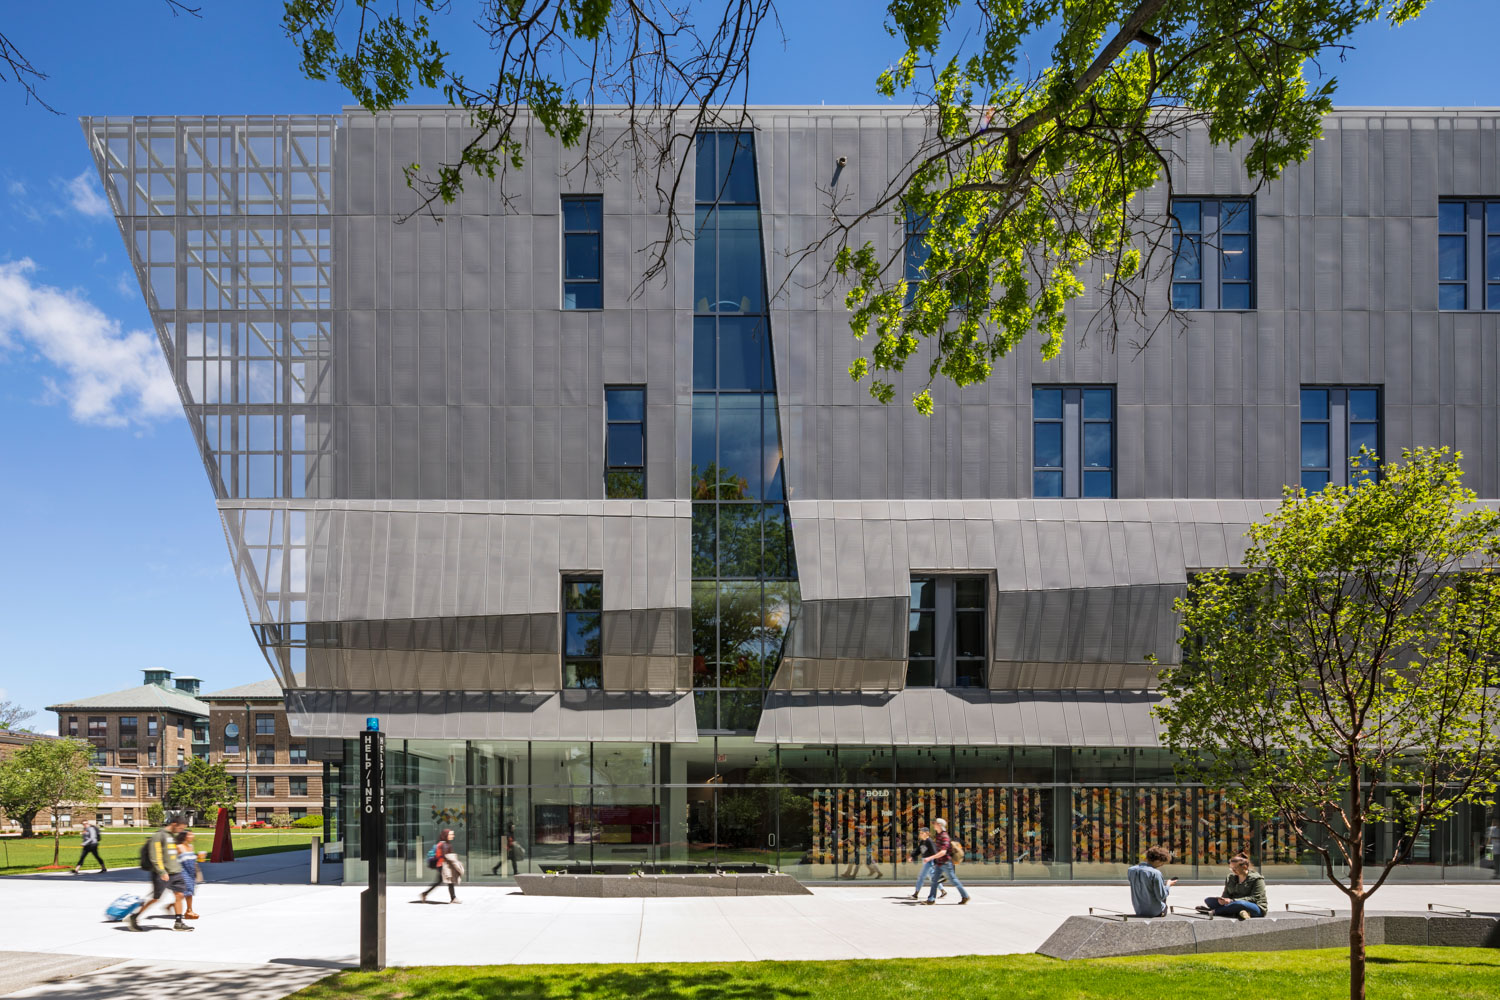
17,815 -> 34,838
51,818 -> 62,866
1348,862 -> 1366,1000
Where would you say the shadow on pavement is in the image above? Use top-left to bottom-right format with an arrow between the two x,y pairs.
5,850 -> 322,887
7,963 -> 332,1000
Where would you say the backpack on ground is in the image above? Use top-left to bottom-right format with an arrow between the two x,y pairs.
950,840 -> 965,864
426,844 -> 440,869
105,894 -> 144,922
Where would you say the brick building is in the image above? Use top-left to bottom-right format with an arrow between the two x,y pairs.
202,676 -> 322,824
46,669 -> 210,828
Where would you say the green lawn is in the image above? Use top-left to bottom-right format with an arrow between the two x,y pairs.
0,829 -> 322,874
289,948 -> 1500,1000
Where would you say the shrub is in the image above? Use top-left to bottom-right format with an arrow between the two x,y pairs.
145,803 -> 165,827
269,813 -> 293,828
292,815 -> 323,829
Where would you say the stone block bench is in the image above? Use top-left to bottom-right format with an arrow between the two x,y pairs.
514,872 -> 812,897
1037,908 -> 1500,960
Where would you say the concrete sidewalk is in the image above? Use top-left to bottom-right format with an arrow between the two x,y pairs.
1,863 -> 1496,998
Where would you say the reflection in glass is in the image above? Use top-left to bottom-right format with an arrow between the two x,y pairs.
1300,388 -> 1327,420
1300,423 -> 1329,470
717,395 -> 762,499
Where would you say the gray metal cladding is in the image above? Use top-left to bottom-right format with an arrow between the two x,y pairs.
753,688 -> 1164,746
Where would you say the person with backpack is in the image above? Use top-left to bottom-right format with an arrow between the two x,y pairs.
418,828 -> 463,903
908,826 -> 947,900
128,814 -> 193,932
919,818 -> 970,905
72,819 -> 107,874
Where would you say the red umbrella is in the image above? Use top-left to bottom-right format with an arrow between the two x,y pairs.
209,806 -> 235,863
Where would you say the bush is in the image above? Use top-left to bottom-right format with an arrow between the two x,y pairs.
269,813 -> 293,829
145,803 -> 165,827
292,815 -> 323,829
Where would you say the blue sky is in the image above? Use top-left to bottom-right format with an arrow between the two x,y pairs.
0,1 -> 1494,730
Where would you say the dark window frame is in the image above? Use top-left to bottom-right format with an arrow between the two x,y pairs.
256,744 -> 275,765
1171,197 -> 1256,310
907,575 -> 989,689
290,777 -> 309,797
1438,198 -> 1500,310
255,777 -> 276,797
562,575 -> 603,690
1032,385 -> 1116,498
289,744 -> 308,766
255,713 -> 276,736
605,385 -> 646,499
561,194 -> 603,310
1299,385 -> 1382,492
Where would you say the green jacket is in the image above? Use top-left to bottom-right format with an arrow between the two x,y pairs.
148,827 -> 182,876
1221,869 -> 1267,909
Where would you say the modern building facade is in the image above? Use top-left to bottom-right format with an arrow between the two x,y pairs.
85,106 -> 1500,881
46,669 -> 210,827
202,676 -> 323,825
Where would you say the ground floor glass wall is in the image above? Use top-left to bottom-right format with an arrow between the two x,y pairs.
335,738 -> 1498,883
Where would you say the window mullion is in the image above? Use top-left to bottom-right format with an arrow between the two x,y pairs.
1330,389 -> 1349,487
1062,388 -> 1081,498
1470,200 -> 1485,310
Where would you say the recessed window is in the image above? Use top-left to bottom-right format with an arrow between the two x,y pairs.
255,713 -> 275,736
563,576 -> 603,689
1300,386 -> 1381,492
290,778 -> 308,797
904,207 -> 930,304
289,807 -> 308,821
255,777 -> 275,797
290,745 -> 307,765
256,744 -> 275,765
605,386 -> 646,498
562,195 -> 602,309
1171,198 -> 1254,309
1438,199 -> 1500,309
1033,386 -> 1115,498
224,722 -> 240,755
907,576 -> 989,689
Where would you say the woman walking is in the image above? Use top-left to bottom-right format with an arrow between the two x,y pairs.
418,829 -> 464,904
176,829 -> 202,919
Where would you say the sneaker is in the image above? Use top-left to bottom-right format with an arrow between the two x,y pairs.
920,899 -> 935,905
451,898 -> 462,904
1236,910 -> 1250,921
958,897 -> 970,905
173,921 -> 194,932
908,893 -> 919,900
940,889 -> 948,898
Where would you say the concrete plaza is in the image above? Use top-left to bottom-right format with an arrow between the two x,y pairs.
1,849 -> 1496,998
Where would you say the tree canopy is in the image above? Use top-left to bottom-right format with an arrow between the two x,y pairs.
0,738 -> 99,863
1156,447 -> 1500,1000
0,699 -> 35,731
165,757 -> 237,822
282,0 -> 1433,411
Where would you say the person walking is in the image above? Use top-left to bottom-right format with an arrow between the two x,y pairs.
1196,853 -> 1267,919
491,821 -> 523,877
176,829 -> 202,919
919,818 -> 969,905
1487,816 -> 1500,878
418,828 -> 463,904
128,814 -> 193,932
72,819 -> 107,874
1127,845 -> 1177,917
908,826 -> 947,900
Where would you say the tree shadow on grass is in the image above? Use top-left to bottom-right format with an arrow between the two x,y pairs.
308,967 -> 817,1000
1365,955 -> 1500,968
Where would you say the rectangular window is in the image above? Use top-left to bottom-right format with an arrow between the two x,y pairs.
119,750 -> 138,766
147,777 -> 158,797
146,717 -> 158,737
120,781 -> 135,796
97,780 -> 112,796
256,744 -> 275,765
1033,386 -> 1115,498
118,716 -> 137,748
289,745 -> 307,766
90,749 -> 106,766
907,575 -> 989,689
605,386 -> 646,498
67,716 -> 77,737
904,207 -> 930,304
1171,198 -> 1254,309
289,807 -> 308,821
123,809 -> 134,825
177,718 -> 185,738
561,195 -> 603,309
1300,386 -> 1381,492
255,713 -> 275,736
562,576 -> 603,689
146,745 -> 157,766
176,747 -> 184,766
290,778 -> 308,797
87,717 -> 106,740
1438,199 -> 1500,309
256,777 -> 275,797
256,808 -> 273,823
99,812 -> 113,826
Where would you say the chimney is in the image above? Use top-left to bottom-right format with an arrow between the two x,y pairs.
142,668 -> 173,688
174,675 -> 202,696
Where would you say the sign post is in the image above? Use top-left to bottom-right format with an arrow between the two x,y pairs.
359,719 -> 386,971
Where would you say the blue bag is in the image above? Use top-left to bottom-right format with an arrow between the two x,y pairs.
105,894 -> 144,922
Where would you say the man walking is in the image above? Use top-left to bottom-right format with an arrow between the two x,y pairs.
72,819 -> 106,874
128,814 -> 193,932
908,826 -> 946,900
919,818 -> 969,905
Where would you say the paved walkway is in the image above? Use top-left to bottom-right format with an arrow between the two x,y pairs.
1,852 -> 1496,997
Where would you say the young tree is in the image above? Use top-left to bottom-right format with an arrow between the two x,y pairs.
0,739 -> 99,863
0,699 -> 35,731
281,1 -> 1436,412
164,757 -> 236,824
1157,448 -> 1500,1000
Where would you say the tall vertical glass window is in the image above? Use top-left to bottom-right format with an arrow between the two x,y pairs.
691,132 -> 798,733
562,195 -> 603,309
1300,387 -> 1381,492
562,577 -> 603,689
604,386 -> 646,498
1032,387 -> 1114,498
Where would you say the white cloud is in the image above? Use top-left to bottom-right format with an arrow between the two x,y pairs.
64,171 -> 111,218
6,180 -> 24,197
115,270 -> 138,297
0,259 -> 179,427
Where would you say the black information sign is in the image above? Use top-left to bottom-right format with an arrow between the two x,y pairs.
359,729 -> 386,971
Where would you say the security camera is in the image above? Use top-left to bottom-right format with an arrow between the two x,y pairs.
836,156 -> 848,167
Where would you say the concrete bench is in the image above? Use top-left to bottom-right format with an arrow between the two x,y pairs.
1038,909 -> 1500,960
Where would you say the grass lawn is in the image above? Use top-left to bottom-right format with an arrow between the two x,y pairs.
288,948 -> 1500,1000
0,829 -> 322,875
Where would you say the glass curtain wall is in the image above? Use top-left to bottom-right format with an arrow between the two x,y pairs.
690,132 -> 799,734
